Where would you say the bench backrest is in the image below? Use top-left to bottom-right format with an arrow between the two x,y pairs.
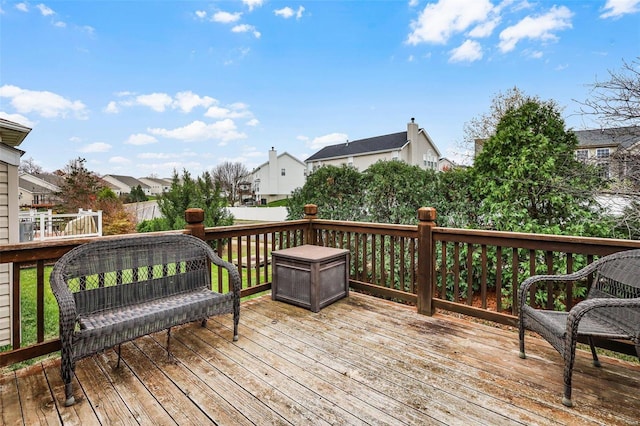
53,233 -> 212,316
588,249 -> 640,336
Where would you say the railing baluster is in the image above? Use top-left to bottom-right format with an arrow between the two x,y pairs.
440,241 -> 447,299
37,260 -> 45,343
466,243 -> 473,305
496,246 -> 503,312
453,243 -> 460,303
481,245 -> 487,310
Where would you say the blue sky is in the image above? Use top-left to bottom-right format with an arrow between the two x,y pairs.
1,0 -> 639,178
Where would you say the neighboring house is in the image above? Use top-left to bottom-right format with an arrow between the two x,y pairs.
18,173 -> 62,208
138,177 -> 172,196
102,174 -> 151,196
305,118 -> 441,173
249,148 -> 307,204
438,157 -> 459,172
574,126 -> 640,184
0,117 -> 31,346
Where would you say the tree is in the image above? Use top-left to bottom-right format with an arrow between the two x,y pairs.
95,187 -> 136,235
362,161 -> 440,224
577,57 -> 640,127
127,185 -> 148,203
212,161 -> 249,205
146,169 -> 233,231
19,157 -> 43,174
473,99 -> 608,235
55,158 -> 105,212
287,165 -> 365,221
463,87 -> 533,149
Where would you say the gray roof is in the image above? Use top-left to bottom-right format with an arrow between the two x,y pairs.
19,178 -> 51,194
105,174 -> 150,189
575,126 -> 640,149
306,132 -> 408,162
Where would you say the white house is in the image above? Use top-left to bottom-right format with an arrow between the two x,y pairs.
102,174 -> 151,196
18,173 -> 62,208
305,118 -> 442,173
0,118 -> 31,346
249,148 -> 307,204
138,177 -> 172,196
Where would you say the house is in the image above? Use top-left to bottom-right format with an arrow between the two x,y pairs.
138,177 -> 172,196
0,117 -> 31,346
249,148 -> 307,205
305,118 -> 441,173
18,173 -> 62,208
102,174 -> 151,196
574,126 -> 640,184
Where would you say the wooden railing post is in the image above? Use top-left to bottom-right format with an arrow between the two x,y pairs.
185,208 -> 205,240
304,204 -> 318,245
417,207 -> 436,316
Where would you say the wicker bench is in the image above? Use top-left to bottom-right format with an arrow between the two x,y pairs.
50,233 -> 241,406
518,249 -> 640,407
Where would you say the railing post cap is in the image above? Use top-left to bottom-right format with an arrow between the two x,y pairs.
304,204 -> 318,216
417,207 -> 436,222
185,208 -> 205,223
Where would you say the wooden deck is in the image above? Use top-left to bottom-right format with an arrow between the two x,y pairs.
2,292 -> 639,425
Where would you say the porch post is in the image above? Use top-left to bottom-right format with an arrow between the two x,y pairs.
417,207 -> 436,316
185,208 -> 205,240
304,204 -> 318,245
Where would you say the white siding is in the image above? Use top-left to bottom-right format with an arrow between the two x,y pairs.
0,163 -> 9,345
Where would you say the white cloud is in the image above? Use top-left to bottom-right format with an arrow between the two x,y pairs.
36,3 -> 54,16
449,39 -> 483,62
204,104 -> 251,119
135,93 -> 173,112
0,112 -> 35,127
600,0 -> 640,18
498,5 -> 573,53
195,10 -> 207,19
79,142 -> 112,153
125,133 -> 158,145
53,20 -> 66,28
232,24 -> 261,38
104,101 -> 119,114
147,119 -> 247,143
246,118 -> 260,126
309,133 -> 349,150
138,151 -> 198,159
274,6 -> 304,19
0,85 -> 87,119
407,0 -> 494,45
15,3 -> 28,12
243,0 -> 264,11
213,11 -> 242,23
174,91 -> 217,113
468,16 -> 500,38
109,156 -> 131,164
274,7 -> 294,18
409,0 -> 419,6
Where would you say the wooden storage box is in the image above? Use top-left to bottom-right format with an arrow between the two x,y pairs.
272,245 -> 349,312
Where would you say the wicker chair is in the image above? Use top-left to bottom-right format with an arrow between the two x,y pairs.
518,249 -> 640,407
50,233 -> 241,406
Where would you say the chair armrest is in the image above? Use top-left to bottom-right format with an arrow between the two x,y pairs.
566,297 -> 640,334
518,262 -> 602,312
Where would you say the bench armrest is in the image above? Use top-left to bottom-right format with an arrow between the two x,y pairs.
49,270 -> 78,349
206,248 -> 242,296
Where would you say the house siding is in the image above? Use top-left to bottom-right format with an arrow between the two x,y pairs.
0,162 -> 10,345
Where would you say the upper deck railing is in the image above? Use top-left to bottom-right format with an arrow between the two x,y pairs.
2,204 -> 639,367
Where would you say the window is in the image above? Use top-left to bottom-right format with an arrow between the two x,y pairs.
598,162 -> 610,179
392,151 -> 399,160
596,148 -> 610,159
281,168 -> 286,176
575,150 -> 588,161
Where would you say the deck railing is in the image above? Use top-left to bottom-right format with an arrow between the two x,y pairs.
2,204 -> 639,367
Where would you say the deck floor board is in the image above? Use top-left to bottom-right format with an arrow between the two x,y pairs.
2,292 -> 639,425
